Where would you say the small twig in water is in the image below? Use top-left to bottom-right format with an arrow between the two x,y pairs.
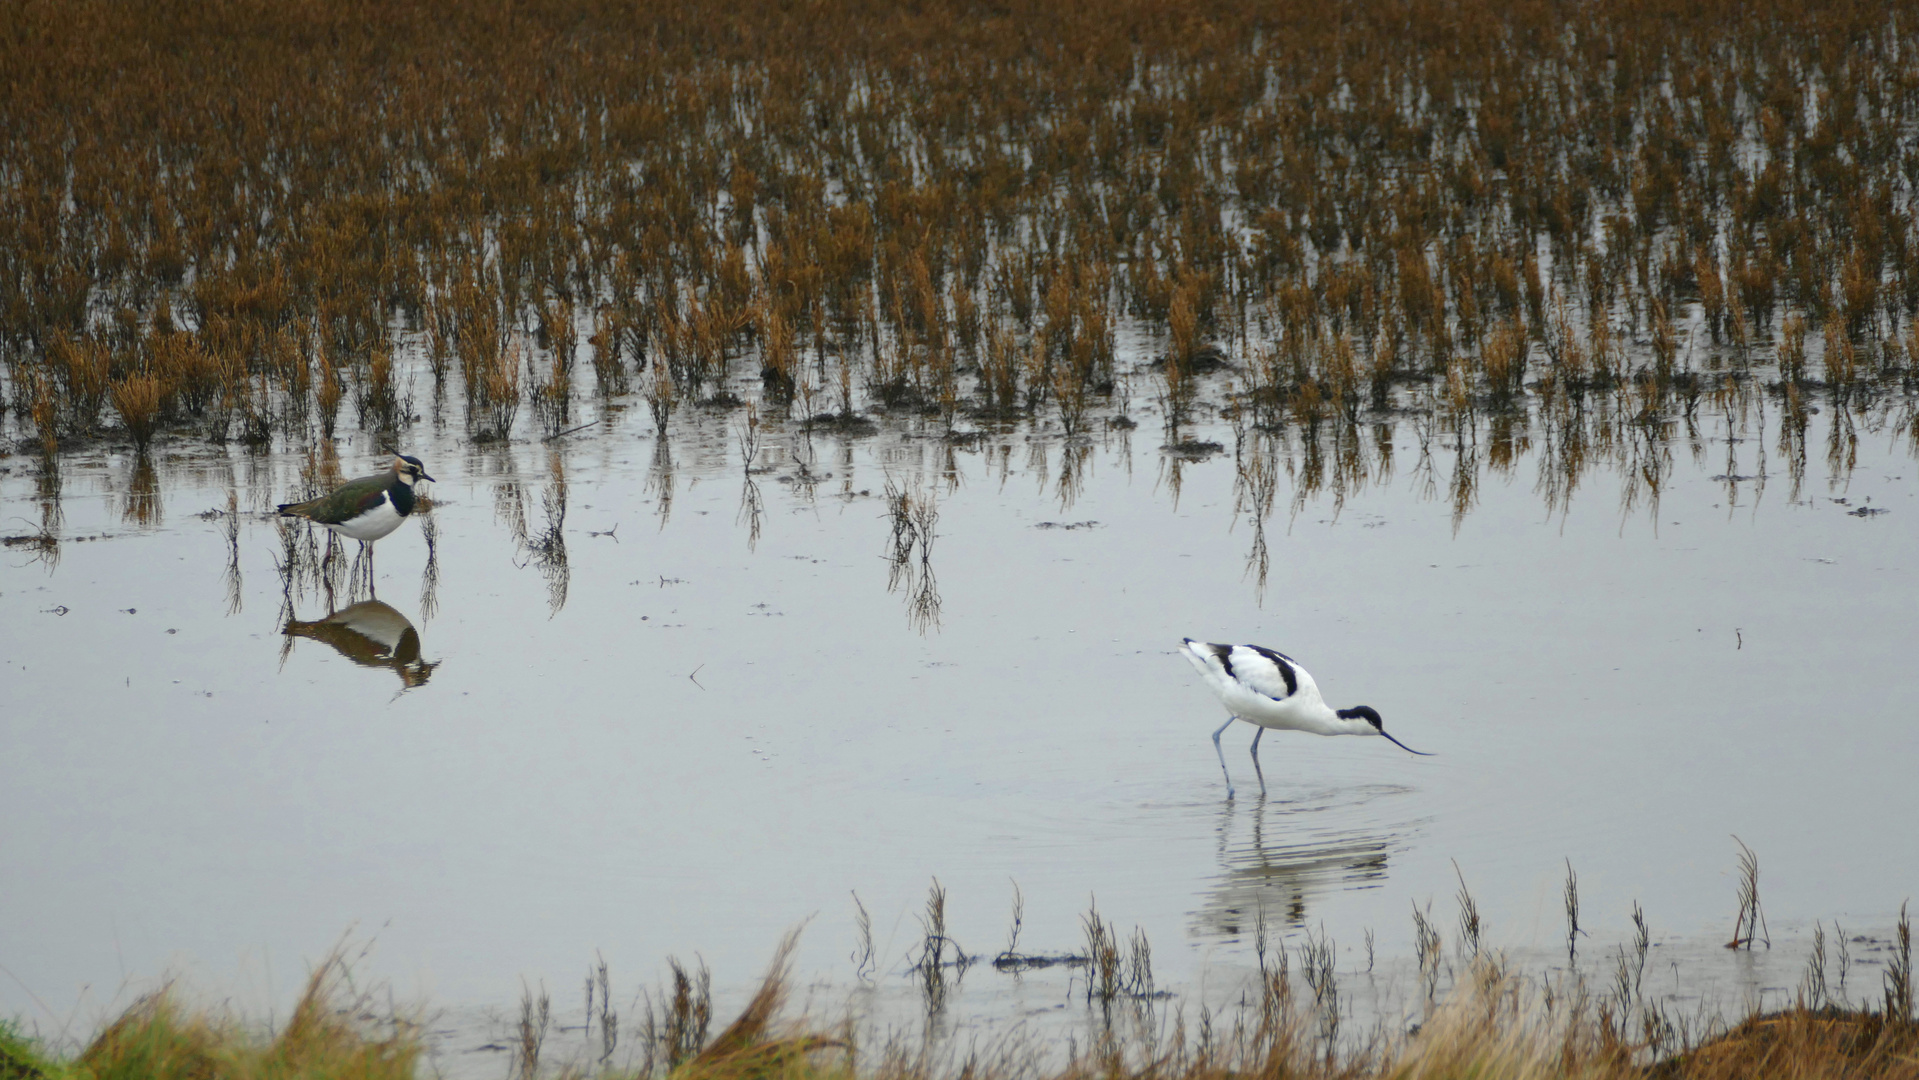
999,880 -> 1025,963
688,664 -> 705,689
1564,859 -> 1585,965
541,417 -> 606,442
1835,920 -> 1852,1003
851,890 -> 875,982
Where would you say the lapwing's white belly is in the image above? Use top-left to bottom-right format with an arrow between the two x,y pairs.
323,498 -> 405,542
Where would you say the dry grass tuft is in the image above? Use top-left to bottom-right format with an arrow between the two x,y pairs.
108,371 -> 166,449
70,952 -> 419,1080
1649,1007 -> 1919,1080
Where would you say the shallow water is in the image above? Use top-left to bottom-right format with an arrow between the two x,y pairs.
3,366 -> 1917,1066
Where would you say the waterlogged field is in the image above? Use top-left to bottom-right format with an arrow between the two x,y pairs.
4,350 -> 1917,1073
4,0 -> 1919,1074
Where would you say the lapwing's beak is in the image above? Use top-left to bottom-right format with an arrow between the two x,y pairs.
420,471 -> 436,483
1380,731 -> 1435,756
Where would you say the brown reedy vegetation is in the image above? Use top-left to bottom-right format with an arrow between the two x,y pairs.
1,0 -> 1918,520
6,926 -> 1915,1080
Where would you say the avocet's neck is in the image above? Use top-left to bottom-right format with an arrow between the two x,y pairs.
1282,698 -> 1355,736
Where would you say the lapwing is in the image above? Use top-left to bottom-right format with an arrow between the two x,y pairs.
1181,638 -> 1432,797
278,454 -> 435,567
284,599 -> 438,689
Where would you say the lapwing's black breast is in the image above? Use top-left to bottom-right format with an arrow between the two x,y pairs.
388,481 -> 415,517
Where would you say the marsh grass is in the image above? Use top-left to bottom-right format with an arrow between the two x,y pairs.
21,952 -> 425,1080
108,371 -> 165,450
1729,836 -> 1770,951
643,956 -> 713,1074
1,1017 -> 55,1079
16,905 -> 1919,1080
1564,861 -> 1585,967
1886,903 -> 1914,1024
4,0 -> 1919,535
518,983 -> 553,1080
1453,863 -> 1482,960
993,882 -> 1088,975
913,879 -> 969,1015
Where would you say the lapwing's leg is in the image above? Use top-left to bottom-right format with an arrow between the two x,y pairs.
1212,717 -> 1237,799
1249,727 -> 1266,793
321,555 -> 338,614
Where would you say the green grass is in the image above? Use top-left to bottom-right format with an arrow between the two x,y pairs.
3,956 -> 419,1080
2,1017 -> 57,1079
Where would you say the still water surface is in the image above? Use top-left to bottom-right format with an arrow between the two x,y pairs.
3,377 -> 1916,1065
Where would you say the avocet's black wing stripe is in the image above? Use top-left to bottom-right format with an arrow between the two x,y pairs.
1220,640 -> 1297,702
1246,643 -> 1300,669
1244,645 -> 1299,697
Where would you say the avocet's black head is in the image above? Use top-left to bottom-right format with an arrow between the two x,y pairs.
1336,705 -> 1434,756
393,454 -> 435,484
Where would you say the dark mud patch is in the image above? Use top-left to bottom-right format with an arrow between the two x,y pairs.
1163,439 -> 1225,460
804,412 -> 880,436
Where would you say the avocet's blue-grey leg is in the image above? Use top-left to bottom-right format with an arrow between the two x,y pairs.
1249,726 -> 1267,791
1212,716 -> 1237,798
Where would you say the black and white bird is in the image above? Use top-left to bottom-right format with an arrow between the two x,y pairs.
279,454 -> 434,543
1181,638 -> 1431,796
278,455 -> 435,564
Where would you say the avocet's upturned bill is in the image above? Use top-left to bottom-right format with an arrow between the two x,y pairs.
1180,638 -> 1432,797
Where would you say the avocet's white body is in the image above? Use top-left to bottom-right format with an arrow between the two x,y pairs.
1180,638 -> 1431,796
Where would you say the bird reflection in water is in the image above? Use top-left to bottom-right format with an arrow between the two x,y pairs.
1194,785 -> 1417,939
282,601 -> 439,690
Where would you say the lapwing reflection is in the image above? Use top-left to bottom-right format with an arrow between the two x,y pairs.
283,600 -> 438,689
1194,786 -> 1417,939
